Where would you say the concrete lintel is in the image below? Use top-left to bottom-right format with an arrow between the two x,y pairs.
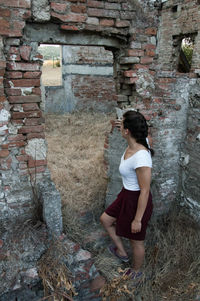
62,64 -> 113,76
24,23 -> 122,49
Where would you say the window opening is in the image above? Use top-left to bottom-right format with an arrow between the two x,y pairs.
177,35 -> 196,73
38,44 -> 62,86
172,5 -> 178,12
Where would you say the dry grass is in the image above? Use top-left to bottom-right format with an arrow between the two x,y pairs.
45,112 -> 114,241
96,209 -> 200,301
45,112 -> 200,301
41,61 -> 62,86
38,239 -> 77,301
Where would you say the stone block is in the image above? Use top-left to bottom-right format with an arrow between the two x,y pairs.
19,46 -> 31,61
32,0 -> 50,22
120,57 -> 140,64
38,178 -> 63,236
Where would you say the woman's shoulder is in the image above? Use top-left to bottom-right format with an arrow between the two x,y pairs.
134,149 -> 151,158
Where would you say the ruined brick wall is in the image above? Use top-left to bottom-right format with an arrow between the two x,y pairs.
0,0 -> 155,227
0,0 -> 199,229
153,0 -> 200,217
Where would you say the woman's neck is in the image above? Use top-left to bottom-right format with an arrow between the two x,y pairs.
127,136 -> 145,152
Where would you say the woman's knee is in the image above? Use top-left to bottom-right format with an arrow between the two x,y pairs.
100,212 -> 115,227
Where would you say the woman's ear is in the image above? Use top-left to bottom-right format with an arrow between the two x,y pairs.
125,129 -> 129,135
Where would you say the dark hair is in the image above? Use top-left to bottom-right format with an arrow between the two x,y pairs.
123,110 -> 154,156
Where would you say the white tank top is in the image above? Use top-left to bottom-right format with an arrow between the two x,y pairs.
119,149 -> 152,191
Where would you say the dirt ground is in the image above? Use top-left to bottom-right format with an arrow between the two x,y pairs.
41,61 -> 62,86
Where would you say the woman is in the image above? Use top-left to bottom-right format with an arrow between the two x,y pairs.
100,110 -> 154,279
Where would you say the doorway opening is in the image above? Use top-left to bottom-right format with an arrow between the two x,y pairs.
38,44 -> 62,86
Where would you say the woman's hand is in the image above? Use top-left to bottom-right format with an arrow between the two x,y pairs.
114,119 -> 122,130
131,219 -> 142,233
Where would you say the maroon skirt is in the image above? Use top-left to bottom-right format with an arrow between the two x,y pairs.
105,187 -> 153,241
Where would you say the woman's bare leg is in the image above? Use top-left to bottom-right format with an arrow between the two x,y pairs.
100,212 -> 127,257
130,240 -> 145,272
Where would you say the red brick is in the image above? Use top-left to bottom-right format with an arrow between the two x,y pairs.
0,69 -> 5,76
0,61 -> 6,68
16,155 -> 29,161
7,62 -> 40,71
115,20 -> 130,27
1,143 -> 8,149
50,2 -> 67,12
8,95 -> 41,103
145,28 -> 157,35
51,12 -> 86,23
22,103 -> 40,111
143,44 -> 156,50
134,64 -> 149,70
7,141 -> 26,148
128,49 -> 144,57
25,118 -> 43,125
0,96 -> 6,102
12,20 -> 25,31
100,19 -> 114,26
5,79 -> 40,88
8,29 -> 23,38
146,50 -> 155,57
27,133 -> 45,139
18,125 -> 44,134
32,87 -> 41,95
60,24 -> 79,31
5,88 -> 21,96
23,72 -> 41,78
12,111 -> 42,119
71,5 -> 86,13
6,71 -> 22,78
140,56 -> 153,64
0,0 -> 31,8
28,159 -> 47,168
19,46 -> 31,61
0,150 -> 9,158
12,119 -> 24,125
8,134 -> 25,141
0,19 -> 10,34
0,8 -> 11,17
87,0 -> 104,8
124,70 -> 137,77
24,166 -> 46,174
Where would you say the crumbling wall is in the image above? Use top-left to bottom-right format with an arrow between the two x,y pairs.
0,0 -> 199,299
0,0 -> 199,227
